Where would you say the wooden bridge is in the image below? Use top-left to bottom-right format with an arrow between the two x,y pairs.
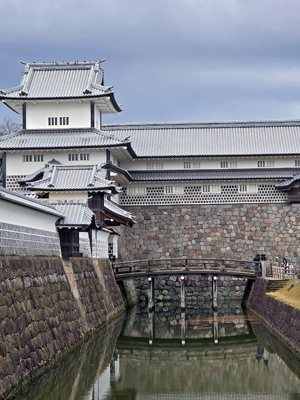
112,257 -> 259,310
113,257 -> 258,279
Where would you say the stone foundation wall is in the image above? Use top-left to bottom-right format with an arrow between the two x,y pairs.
247,277 -> 300,354
119,203 -> 300,263
0,256 -> 125,399
135,275 -> 247,305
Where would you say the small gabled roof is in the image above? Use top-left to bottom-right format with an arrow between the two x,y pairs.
275,174 -> 300,190
21,164 -> 121,193
54,202 -> 95,227
0,128 -> 135,155
104,199 -> 136,227
0,186 -> 63,217
0,60 -> 121,113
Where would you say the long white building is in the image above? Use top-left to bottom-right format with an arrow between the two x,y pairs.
1,60 -> 300,261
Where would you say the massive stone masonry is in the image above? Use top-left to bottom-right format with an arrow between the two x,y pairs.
0,256 -> 125,400
119,203 -> 300,263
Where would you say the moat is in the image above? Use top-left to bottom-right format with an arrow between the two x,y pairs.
11,301 -> 300,400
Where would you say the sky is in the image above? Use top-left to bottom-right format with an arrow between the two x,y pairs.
1,0 -> 300,125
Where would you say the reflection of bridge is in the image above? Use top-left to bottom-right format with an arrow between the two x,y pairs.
119,308 -> 256,347
113,258 -> 258,309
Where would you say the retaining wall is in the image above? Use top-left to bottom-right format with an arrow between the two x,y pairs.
247,277 -> 300,355
134,275 -> 247,305
0,256 -> 125,399
118,203 -> 300,263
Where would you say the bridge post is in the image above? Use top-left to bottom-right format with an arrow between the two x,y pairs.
180,275 -> 185,310
212,276 -> 218,309
148,310 -> 154,345
213,310 -> 218,344
181,311 -> 186,346
148,277 -> 155,311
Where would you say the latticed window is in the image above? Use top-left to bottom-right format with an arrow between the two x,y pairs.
220,162 -> 228,168
258,161 -> 265,167
164,186 -> 184,194
127,186 -> 147,195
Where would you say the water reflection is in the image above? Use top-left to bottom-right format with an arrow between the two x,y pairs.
12,302 -> 300,400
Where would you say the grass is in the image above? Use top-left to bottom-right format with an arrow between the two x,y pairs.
267,279 -> 300,309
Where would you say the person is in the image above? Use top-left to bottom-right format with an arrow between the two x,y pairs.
253,254 -> 260,272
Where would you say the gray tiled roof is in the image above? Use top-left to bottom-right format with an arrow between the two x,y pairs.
54,203 -> 94,227
128,168 -> 300,182
275,174 -> 300,189
0,186 -> 63,217
22,165 -> 121,193
103,120 -> 300,157
104,199 -> 136,224
0,61 -> 114,99
0,128 -> 132,150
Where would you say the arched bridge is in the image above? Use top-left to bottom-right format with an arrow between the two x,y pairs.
112,257 -> 260,310
112,257 -> 259,280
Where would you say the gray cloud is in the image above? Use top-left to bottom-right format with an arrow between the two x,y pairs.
1,0 -> 300,124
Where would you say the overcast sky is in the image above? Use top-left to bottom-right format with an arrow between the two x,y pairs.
1,0 -> 300,125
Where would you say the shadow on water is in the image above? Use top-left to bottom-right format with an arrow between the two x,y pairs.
10,300 -> 300,399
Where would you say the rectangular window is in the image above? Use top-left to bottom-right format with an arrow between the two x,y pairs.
192,162 -> 201,169
164,186 -> 184,194
239,184 -> 258,193
146,162 -> 163,169
296,160 -> 300,166
229,161 -> 237,168
220,162 -> 228,168
258,161 -> 265,167
23,154 -> 44,162
203,185 -> 210,192
266,160 -> 274,168
127,186 -> 147,195
184,162 -> 191,169
69,153 -> 89,162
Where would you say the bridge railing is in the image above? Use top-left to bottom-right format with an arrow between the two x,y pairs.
268,265 -> 298,280
112,257 -> 257,275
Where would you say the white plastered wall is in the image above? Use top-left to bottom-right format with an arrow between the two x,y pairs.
26,101 -> 91,129
79,231 -> 91,257
91,229 -> 110,258
49,192 -> 88,200
108,233 -> 118,257
6,150 -> 107,175
121,156 -> 299,171
0,199 -> 59,232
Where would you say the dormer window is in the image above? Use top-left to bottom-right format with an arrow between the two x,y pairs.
48,117 -> 69,126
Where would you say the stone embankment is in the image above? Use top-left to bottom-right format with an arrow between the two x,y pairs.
119,203 -> 300,263
134,275 -> 247,305
246,277 -> 300,355
0,256 -> 125,399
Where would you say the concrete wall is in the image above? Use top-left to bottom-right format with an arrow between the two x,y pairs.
0,256 -> 125,399
119,203 -> 300,264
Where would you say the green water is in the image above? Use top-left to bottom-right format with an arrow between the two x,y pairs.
12,302 -> 300,400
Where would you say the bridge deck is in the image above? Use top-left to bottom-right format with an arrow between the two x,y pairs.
114,268 -> 258,280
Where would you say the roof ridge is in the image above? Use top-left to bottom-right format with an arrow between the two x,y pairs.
103,119 -> 300,130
